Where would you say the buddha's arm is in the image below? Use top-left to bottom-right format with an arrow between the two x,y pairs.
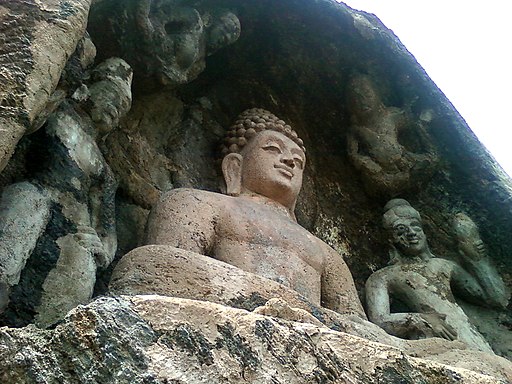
365,271 -> 457,341
145,188 -> 217,255
320,246 -> 366,319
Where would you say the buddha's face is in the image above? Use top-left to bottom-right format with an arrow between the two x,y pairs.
240,130 -> 305,207
390,215 -> 428,257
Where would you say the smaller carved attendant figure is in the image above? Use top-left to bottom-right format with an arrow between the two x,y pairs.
0,58 -> 132,327
91,0 -> 241,86
365,199 -> 509,353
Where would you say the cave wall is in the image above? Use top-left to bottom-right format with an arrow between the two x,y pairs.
87,0 -> 512,289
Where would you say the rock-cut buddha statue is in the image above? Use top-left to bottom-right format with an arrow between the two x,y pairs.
110,108 -> 365,318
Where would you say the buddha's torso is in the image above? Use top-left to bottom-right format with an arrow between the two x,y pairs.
212,195 -> 324,303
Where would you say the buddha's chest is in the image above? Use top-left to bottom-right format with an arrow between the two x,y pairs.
212,204 -> 324,296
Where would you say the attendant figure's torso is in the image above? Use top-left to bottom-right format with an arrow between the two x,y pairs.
385,258 -> 456,312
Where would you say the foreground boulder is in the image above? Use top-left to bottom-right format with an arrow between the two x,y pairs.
0,295 -> 509,383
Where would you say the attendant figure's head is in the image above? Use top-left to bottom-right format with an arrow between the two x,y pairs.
346,74 -> 384,120
221,108 -> 306,216
383,199 -> 433,263
453,212 -> 486,260
87,58 -> 133,137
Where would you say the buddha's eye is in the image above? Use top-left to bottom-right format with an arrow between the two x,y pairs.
262,143 -> 282,153
293,156 -> 304,169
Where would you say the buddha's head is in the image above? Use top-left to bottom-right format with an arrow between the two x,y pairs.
221,108 -> 306,215
383,199 -> 431,261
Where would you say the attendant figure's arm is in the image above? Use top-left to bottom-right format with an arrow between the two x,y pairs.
145,188 -> 217,255
365,270 -> 457,340
83,164 -> 118,268
347,130 -> 382,174
451,251 -> 509,309
320,246 -> 367,319
0,182 -> 51,286
452,213 -> 510,308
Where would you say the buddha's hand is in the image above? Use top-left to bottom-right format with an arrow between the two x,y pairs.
416,313 -> 458,341
75,225 -> 110,268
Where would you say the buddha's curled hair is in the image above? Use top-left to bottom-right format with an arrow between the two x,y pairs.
220,108 -> 305,158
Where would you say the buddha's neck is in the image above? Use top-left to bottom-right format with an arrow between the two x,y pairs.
238,191 -> 296,222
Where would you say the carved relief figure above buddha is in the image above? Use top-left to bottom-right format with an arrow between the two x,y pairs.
345,74 -> 438,195
90,0 -> 241,86
365,199 -> 509,353
110,108 -> 366,318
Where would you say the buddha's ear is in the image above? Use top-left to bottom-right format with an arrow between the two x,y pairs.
222,153 -> 243,196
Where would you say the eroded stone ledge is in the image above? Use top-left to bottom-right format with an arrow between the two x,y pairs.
0,295 -> 508,383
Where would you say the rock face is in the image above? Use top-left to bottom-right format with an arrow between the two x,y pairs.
109,247 -> 512,382
0,57 -> 133,328
88,0 -> 241,87
1,0 -> 512,381
0,0 -> 91,171
0,295 -> 509,383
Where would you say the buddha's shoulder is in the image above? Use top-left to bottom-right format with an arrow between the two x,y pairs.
159,187 -> 232,208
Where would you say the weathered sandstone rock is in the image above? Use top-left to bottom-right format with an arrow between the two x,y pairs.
0,0 -> 91,171
0,295 -> 509,383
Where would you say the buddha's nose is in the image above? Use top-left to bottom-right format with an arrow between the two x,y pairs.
281,154 -> 295,168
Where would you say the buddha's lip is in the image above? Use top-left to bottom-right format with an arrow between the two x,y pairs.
275,165 -> 293,178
